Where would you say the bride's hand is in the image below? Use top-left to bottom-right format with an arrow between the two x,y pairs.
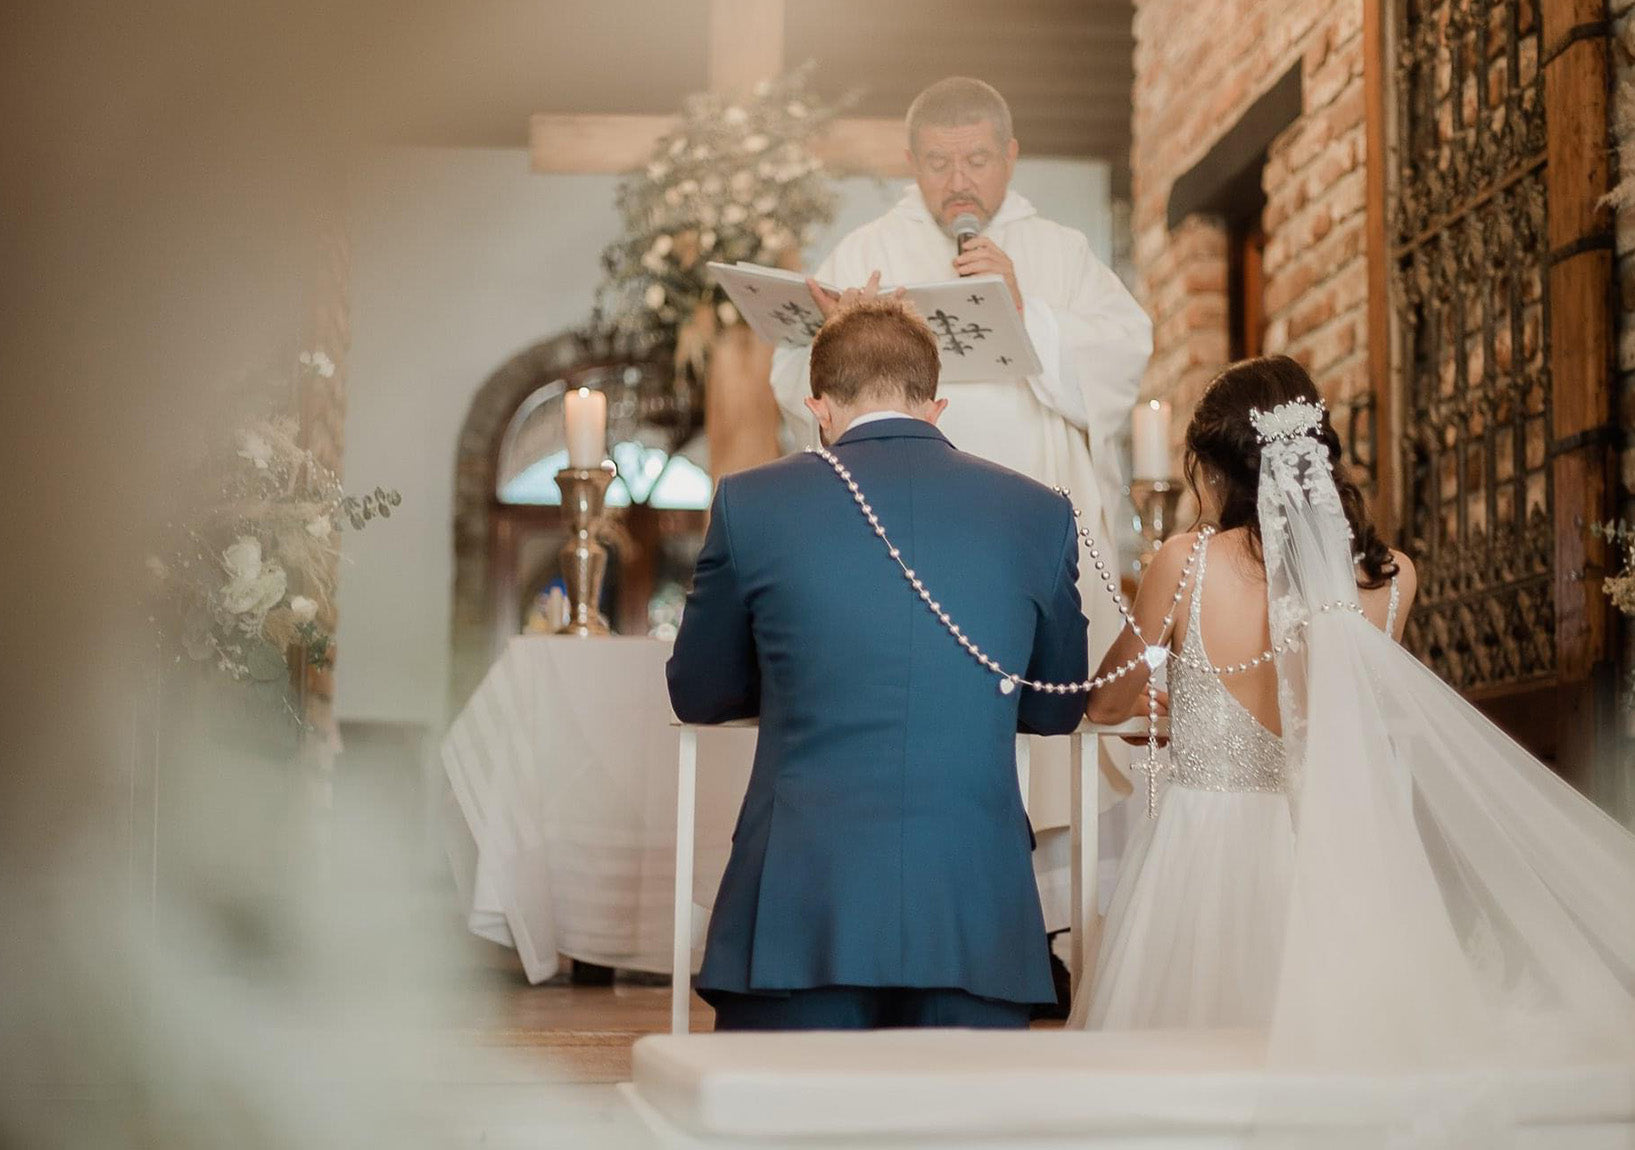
1114,689 -> 1168,746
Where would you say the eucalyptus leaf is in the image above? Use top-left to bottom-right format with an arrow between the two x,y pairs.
243,640 -> 289,682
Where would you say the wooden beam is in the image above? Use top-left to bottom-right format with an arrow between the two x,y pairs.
708,0 -> 785,97
1540,0 -> 1614,685
1362,0 -> 1396,541
529,113 -> 678,174
531,113 -> 910,176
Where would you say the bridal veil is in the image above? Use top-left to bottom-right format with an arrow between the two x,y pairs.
1248,398 -> 1635,1145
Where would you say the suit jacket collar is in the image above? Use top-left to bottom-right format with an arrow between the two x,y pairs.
833,417 -> 952,448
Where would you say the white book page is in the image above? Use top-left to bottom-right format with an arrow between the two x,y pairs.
707,262 -> 1041,381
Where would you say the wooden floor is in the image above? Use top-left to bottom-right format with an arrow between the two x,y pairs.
464,940 -> 1065,1086
461,944 -> 712,1084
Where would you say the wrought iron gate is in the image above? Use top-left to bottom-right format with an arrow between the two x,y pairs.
1388,0 -> 1554,693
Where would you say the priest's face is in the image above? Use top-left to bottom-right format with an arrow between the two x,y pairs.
908,120 -> 1019,235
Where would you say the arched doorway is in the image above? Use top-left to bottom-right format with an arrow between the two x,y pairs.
449,329 -> 708,716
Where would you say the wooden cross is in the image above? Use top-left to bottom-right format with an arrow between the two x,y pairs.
529,0 -> 909,177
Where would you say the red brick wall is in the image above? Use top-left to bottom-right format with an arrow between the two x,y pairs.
1131,0 -> 1368,451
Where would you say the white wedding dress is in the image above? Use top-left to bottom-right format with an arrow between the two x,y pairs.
1070,536 -> 1399,1030
1061,399 -> 1635,1144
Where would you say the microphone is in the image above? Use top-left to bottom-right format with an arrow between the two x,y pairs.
952,212 -> 982,256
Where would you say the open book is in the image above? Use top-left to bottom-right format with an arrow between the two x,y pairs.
706,261 -> 1043,382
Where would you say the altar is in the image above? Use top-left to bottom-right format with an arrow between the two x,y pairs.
439,635 -> 1136,988
440,635 -> 756,982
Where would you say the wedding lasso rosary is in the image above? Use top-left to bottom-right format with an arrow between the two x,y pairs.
804,401 -> 1364,817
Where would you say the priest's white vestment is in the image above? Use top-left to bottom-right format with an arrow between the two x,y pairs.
770,186 -> 1152,930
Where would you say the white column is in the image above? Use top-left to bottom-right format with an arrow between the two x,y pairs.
671,727 -> 698,1034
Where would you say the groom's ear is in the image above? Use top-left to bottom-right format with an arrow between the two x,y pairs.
804,395 -> 833,438
923,398 -> 949,426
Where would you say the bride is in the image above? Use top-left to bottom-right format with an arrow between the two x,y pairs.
1069,353 -> 1414,1030
1067,356 -> 1635,1128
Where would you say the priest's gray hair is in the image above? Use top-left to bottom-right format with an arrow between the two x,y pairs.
906,77 -> 1014,151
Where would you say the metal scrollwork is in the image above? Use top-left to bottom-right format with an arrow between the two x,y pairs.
1390,0 -> 1552,691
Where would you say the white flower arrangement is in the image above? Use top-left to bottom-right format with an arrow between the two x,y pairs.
147,386 -> 401,715
1592,521 -> 1635,618
298,349 -> 337,379
596,63 -> 853,345
1589,519 -> 1635,708
220,535 -> 288,627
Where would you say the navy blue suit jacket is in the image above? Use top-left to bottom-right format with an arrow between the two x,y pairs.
666,418 -> 1090,1006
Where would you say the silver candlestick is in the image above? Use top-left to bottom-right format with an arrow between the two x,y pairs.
1130,478 -> 1184,571
552,462 -> 618,636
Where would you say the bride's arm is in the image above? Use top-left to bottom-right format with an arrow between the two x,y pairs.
1085,532 -> 1197,724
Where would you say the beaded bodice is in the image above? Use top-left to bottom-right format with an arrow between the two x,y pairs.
1167,539 -> 1288,794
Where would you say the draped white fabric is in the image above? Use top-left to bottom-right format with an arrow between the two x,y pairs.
440,636 -> 754,981
1252,409 -> 1635,1144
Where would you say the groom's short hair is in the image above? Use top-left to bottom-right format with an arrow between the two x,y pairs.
810,297 -> 940,407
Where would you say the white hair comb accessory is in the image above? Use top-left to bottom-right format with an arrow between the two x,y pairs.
1249,398 -> 1326,443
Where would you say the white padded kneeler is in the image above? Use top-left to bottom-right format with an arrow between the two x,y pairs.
626,1030 -> 1635,1147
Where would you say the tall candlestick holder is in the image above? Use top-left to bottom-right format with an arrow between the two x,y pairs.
553,461 -> 618,636
1130,478 -> 1184,571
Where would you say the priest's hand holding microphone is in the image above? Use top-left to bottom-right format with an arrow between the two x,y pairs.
951,212 -> 1024,317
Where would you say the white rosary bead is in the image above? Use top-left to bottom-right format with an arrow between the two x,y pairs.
814,451 -> 1237,700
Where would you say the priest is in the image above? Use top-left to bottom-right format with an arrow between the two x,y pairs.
770,76 -> 1152,959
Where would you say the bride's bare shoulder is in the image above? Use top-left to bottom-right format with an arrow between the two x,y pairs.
1148,531 -> 1204,573
1135,532 -> 1203,599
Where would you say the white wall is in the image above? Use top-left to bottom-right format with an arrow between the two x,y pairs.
335,146 -> 1113,727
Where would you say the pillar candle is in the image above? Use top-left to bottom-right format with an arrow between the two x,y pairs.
1132,399 -> 1173,481
564,387 -> 607,469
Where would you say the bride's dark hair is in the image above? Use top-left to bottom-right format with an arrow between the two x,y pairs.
1184,354 -> 1397,588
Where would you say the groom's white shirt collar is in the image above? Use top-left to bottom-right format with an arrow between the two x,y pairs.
844,410 -> 917,432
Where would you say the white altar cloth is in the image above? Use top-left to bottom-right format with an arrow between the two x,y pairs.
441,636 -> 755,982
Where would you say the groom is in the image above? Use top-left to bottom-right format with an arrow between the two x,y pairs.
667,286 -> 1090,1030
